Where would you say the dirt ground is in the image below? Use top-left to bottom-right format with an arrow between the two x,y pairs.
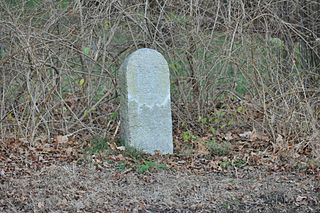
1,162 -> 319,213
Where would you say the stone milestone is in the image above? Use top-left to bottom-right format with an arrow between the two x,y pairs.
119,48 -> 173,154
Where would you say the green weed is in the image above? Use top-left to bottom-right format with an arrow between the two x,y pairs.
182,131 -> 197,142
85,138 -> 111,155
219,159 -> 246,170
219,160 -> 232,169
233,159 -> 247,168
137,160 -> 167,173
59,0 -> 70,10
110,111 -> 118,121
236,105 -> 246,114
116,162 -> 126,172
207,139 -> 231,156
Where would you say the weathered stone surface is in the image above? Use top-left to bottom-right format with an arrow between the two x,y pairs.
119,48 -> 173,154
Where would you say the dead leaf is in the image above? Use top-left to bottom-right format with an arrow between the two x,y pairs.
108,154 -> 125,162
65,147 -> 73,155
250,129 -> 269,142
195,141 -> 209,155
239,131 -> 252,139
38,155 -> 44,161
224,132 -> 233,141
116,146 -> 126,151
239,129 -> 269,142
108,142 -> 117,151
58,198 -> 68,207
37,201 -> 44,209
0,169 -> 5,176
276,134 -> 284,143
296,195 -> 307,202
56,135 -> 68,144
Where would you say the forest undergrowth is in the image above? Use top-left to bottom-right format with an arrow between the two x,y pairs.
0,0 -> 319,175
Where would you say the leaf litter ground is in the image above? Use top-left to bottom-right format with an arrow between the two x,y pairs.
1,99 -> 319,212
1,163 -> 319,212
1,137 -> 320,212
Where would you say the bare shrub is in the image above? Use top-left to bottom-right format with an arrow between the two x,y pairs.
0,0 -> 319,158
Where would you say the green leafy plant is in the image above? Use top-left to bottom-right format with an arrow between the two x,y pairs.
209,127 -> 217,135
85,138 -> 111,155
79,78 -> 85,87
219,159 -> 246,170
110,111 -> 118,121
59,0 -> 69,9
219,160 -> 232,169
116,162 -> 126,172
235,74 -> 249,96
236,105 -> 246,114
137,160 -> 167,173
207,139 -> 231,156
26,0 -> 40,7
182,131 -> 197,142
82,47 -> 90,56
222,201 -> 231,210
233,159 -> 247,168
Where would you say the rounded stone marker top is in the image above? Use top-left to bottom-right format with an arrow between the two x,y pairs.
123,48 -> 170,107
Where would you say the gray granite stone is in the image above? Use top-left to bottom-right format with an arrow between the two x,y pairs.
119,48 -> 173,154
